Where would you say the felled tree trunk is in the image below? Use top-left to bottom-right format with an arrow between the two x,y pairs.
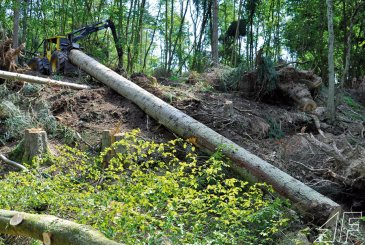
69,49 -> 340,224
237,66 -> 321,111
0,209 -> 120,245
0,70 -> 91,90
277,67 -> 322,112
277,82 -> 317,111
22,128 -> 49,163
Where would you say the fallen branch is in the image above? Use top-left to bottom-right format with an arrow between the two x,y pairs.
309,114 -> 325,137
305,134 -> 347,164
291,160 -> 347,184
0,153 -> 27,171
0,70 -> 91,90
0,209 -> 120,245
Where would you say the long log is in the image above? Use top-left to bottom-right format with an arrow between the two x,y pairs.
0,70 -> 91,90
0,209 -> 120,245
69,49 -> 341,224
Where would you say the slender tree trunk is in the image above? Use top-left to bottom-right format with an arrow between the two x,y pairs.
12,0 -> 21,50
232,0 -> 243,66
326,0 -> 335,121
167,0 -> 190,71
211,0 -> 219,66
118,0 -> 125,69
167,0 -> 174,72
20,0 -> 28,65
341,2 -> 365,87
164,0 -> 168,71
143,3 -> 161,70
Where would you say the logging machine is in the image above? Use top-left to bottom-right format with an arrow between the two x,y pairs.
28,19 -> 120,75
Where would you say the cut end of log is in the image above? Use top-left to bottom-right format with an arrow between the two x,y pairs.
42,232 -> 52,245
9,213 -> 24,226
300,98 -> 317,112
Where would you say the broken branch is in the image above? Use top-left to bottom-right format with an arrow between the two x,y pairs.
0,153 -> 27,171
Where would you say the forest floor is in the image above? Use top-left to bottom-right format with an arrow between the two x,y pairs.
1,69 -> 365,243
6,70 -> 364,209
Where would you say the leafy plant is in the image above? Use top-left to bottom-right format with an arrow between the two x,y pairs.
343,95 -> 363,111
266,116 -> 285,139
0,130 -> 292,244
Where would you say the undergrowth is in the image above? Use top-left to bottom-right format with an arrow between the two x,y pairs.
0,83 -> 77,144
0,130 -> 292,244
266,116 -> 285,140
341,95 -> 365,121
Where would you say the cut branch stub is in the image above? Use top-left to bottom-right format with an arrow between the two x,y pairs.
9,213 -> 24,226
43,232 -> 52,245
22,128 -> 49,163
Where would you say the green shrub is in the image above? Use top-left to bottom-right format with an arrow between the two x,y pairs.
0,130 -> 291,244
266,117 -> 285,139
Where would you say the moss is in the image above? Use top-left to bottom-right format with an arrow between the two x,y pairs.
8,140 -> 24,163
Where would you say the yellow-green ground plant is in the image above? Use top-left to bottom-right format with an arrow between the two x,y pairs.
0,129 -> 292,244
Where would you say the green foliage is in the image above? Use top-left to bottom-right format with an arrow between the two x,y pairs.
0,130 -> 292,244
340,94 -> 365,121
219,64 -> 246,91
343,95 -> 363,111
266,117 -> 285,140
255,56 -> 279,100
0,84 -> 76,145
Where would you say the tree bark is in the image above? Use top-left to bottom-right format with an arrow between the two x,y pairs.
341,2 -> 365,87
0,70 -> 91,90
277,82 -> 317,112
22,128 -> 49,163
326,0 -> 336,121
69,49 -> 341,224
0,209 -> 120,245
12,0 -> 21,50
211,0 -> 219,66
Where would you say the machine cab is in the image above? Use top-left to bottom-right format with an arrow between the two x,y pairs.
43,36 -> 69,61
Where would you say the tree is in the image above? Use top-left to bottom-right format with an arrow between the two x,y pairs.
326,0 -> 335,121
12,0 -> 20,49
341,1 -> 365,87
211,0 -> 219,65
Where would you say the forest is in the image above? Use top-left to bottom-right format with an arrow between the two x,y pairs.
0,0 -> 365,244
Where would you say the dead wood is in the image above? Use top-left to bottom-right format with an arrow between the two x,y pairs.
0,153 -> 27,171
0,38 -> 24,71
0,209 -> 120,245
0,70 -> 91,90
304,134 -> 347,164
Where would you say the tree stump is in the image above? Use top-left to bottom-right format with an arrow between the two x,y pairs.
101,130 -> 113,151
223,100 -> 234,117
22,128 -> 49,163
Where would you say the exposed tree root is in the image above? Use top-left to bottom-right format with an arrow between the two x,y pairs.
0,38 -> 24,72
